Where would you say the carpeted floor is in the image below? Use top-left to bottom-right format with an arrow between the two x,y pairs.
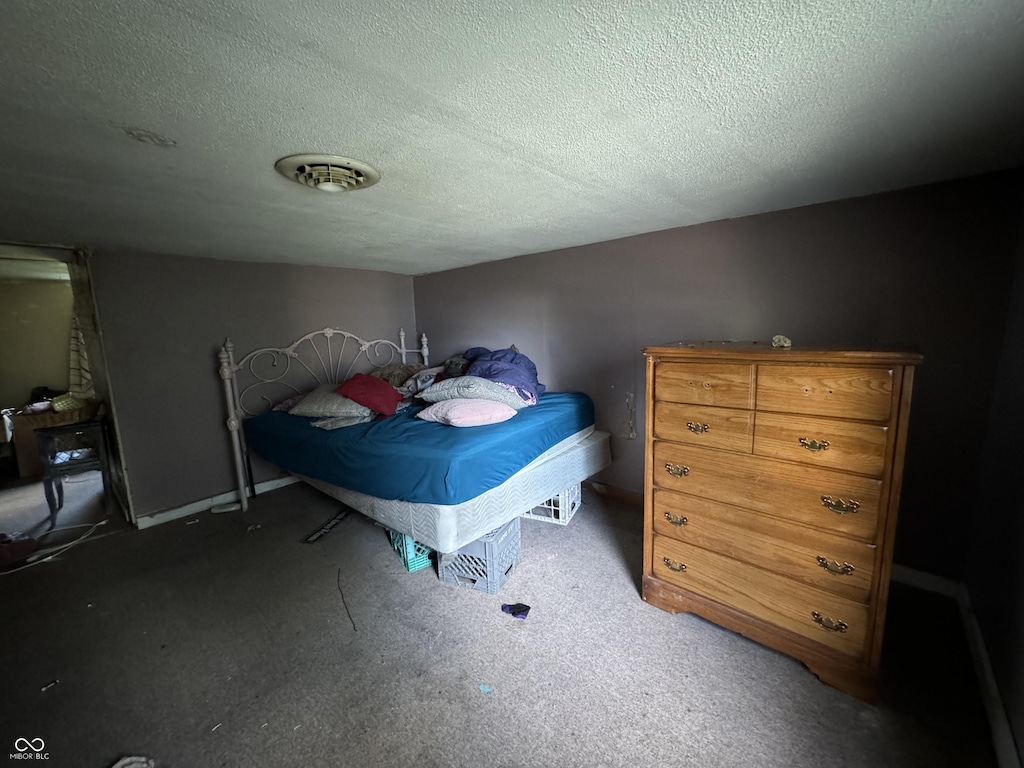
0,471 -> 130,551
0,483 -> 997,768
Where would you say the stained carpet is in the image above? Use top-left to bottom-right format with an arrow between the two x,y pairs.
0,483 -> 997,768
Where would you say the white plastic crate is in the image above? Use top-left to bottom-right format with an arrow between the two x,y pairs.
520,483 -> 581,526
439,517 -> 521,594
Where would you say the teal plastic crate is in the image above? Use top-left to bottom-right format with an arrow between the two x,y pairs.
388,529 -> 433,572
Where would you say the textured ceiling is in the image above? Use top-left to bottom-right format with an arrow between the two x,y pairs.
1,1 -> 1023,276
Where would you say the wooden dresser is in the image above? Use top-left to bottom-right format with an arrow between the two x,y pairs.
642,341 -> 921,700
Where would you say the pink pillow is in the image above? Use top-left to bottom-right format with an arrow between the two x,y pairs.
336,373 -> 403,416
416,399 -> 517,427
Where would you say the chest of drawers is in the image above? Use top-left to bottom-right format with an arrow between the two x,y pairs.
642,342 -> 921,700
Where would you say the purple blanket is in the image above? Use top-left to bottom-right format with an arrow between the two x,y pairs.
464,347 -> 546,400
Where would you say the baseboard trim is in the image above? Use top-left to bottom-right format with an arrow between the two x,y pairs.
583,480 -> 644,508
892,565 -> 1021,768
890,563 -> 962,599
135,476 -> 300,530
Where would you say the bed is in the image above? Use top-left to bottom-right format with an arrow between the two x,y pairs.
218,327 -> 611,553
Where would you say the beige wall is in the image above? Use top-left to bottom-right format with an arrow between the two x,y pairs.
0,278 -> 73,408
414,171 -> 1024,578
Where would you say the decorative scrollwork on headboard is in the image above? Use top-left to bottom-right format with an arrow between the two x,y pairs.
217,327 -> 429,512
220,327 -> 430,417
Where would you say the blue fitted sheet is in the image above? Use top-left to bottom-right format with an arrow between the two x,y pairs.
244,392 -> 595,505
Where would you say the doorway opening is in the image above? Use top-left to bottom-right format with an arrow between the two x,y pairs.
0,244 -> 131,562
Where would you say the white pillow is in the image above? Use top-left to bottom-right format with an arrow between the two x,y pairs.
289,385 -> 373,419
416,399 -> 517,427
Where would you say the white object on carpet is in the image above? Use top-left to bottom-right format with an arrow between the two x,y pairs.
110,757 -> 155,768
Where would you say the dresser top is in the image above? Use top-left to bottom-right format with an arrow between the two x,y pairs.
643,340 -> 923,365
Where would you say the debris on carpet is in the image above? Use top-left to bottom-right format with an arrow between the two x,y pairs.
110,757 -> 155,768
304,509 -> 350,543
501,602 -> 531,620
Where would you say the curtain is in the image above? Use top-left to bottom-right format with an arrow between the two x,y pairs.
68,313 -> 95,399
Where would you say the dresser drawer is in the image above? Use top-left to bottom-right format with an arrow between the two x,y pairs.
653,403 -> 753,453
655,363 -> 753,409
653,489 -> 876,602
653,536 -> 870,657
756,365 -> 893,421
753,412 -> 888,477
654,441 -> 882,540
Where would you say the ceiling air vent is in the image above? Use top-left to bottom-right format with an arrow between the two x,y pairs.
274,154 -> 381,193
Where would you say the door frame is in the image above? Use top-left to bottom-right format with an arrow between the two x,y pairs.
65,248 -> 136,525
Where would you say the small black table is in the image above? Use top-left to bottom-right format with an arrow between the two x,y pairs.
34,418 -> 112,530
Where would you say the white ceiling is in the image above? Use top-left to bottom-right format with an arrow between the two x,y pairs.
1,1 -> 1023,276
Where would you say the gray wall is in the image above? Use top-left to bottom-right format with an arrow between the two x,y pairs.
89,251 -> 415,518
0,278 -> 73,408
414,171 -> 1024,578
968,199 -> 1024,753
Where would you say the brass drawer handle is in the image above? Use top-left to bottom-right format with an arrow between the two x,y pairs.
664,512 -> 688,526
665,463 -> 690,477
816,556 -> 855,576
687,422 -> 710,434
811,611 -> 848,633
799,437 -> 830,452
662,557 -> 687,572
820,495 -> 860,515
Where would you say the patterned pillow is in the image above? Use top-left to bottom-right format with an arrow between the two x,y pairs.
400,366 -> 444,395
441,355 -> 469,378
273,393 -> 307,412
369,363 -> 426,387
416,399 -> 517,427
417,376 -> 527,410
289,385 -> 373,419
312,412 -> 376,430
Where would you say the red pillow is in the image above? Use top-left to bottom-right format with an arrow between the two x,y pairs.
336,373 -> 403,416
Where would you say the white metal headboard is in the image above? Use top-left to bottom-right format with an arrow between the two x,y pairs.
217,327 -> 429,511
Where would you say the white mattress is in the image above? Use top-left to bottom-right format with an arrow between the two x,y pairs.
299,428 -> 611,553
